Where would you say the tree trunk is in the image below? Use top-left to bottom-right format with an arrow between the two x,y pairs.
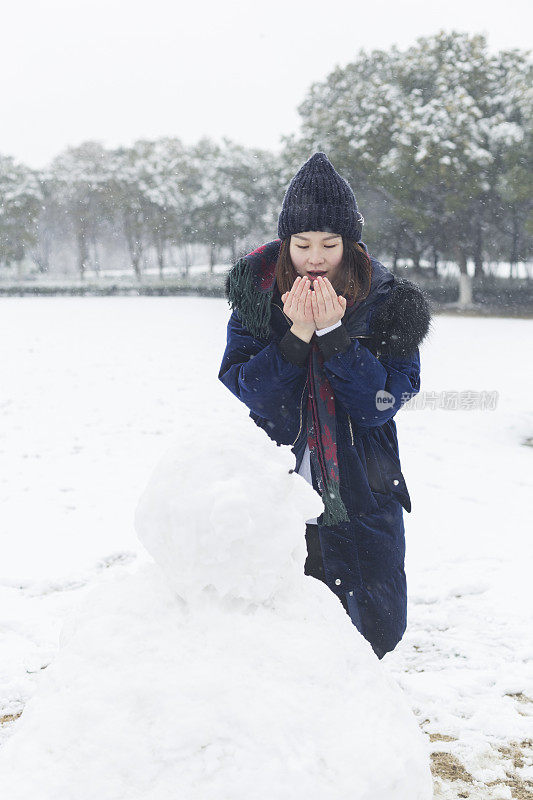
124,223 -> 143,280
94,244 -> 101,275
473,220 -> 484,278
76,227 -> 89,281
153,227 -> 165,279
209,244 -> 217,274
392,227 -> 402,273
132,253 -> 142,279
181,243 -> 191,278
127,237 -> 143,279
157,247 -> 165,280
412,251 -> 423,277
510,208 -> 519,279
432,246 -> 439,277
35,232 -> 51,274
457,252 -> 473,307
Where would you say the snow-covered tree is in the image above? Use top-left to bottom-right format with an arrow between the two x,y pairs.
48,142 -> 114,279
190,137 -> 280,270
283,30 -> 532,303
109,138 -> 202,278
0,155 -> 42,274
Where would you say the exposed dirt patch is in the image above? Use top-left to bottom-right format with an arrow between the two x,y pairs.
0,711 -> 23,726
505,692 -> 533,704
429,733 -> 458,743
428,734 -> 533,799
489,739 -> 533,800
487,776 -> 533,799
431,751 -> 475,784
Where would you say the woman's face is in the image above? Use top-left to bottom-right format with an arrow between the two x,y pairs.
289,231 -> 344,285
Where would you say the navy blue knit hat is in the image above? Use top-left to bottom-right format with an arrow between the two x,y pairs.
277,152 -> 364,241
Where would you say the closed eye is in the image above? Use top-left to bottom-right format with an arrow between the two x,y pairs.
296,245 -> 337,249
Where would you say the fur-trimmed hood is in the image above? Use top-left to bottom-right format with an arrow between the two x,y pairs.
224,239 -> 432,358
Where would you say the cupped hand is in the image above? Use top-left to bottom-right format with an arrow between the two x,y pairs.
310,276 -> 347,329
281,276 -> 315,335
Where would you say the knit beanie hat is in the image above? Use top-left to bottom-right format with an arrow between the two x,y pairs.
277,152 -> 364,241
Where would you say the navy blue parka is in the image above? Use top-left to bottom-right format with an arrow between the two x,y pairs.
218,239 -> 432,658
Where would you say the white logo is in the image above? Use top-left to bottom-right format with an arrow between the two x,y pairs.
375,390 -> 395,410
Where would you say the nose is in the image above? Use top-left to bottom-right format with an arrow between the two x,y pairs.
308,251 -> 325,266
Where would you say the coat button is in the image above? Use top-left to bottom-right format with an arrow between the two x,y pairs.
393,479 -> 399,485
335,578 -> 341,585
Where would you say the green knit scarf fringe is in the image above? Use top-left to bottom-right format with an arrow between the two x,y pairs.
322,477 -> 350,525
227,257 -> 273,341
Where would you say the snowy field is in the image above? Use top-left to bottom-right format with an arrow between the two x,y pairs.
0,296 -> 532,799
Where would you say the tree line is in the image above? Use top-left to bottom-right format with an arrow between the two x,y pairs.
0,30 -> 531,304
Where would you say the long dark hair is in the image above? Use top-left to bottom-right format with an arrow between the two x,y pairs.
274,237 -> 372,304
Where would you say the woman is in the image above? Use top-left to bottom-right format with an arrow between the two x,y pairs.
218,152 -> 432,659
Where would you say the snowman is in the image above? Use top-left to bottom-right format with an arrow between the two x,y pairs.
0,416 -> 432,800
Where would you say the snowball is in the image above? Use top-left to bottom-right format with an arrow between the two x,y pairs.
134,415 -> 323,605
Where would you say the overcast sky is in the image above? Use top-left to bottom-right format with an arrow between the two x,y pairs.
1,0 -> 531,170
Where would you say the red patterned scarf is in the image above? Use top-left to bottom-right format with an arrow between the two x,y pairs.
305,338 -> 350,524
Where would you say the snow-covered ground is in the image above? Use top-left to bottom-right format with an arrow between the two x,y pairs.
0,296 -> 532,798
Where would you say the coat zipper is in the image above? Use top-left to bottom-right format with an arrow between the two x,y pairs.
348,415 -> 354,446
347,335 -> 371,444
272,302 -> 293,326
291,378 -> 308,447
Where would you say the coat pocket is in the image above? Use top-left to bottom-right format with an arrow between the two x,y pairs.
373,470 -> 412,513
358,431 -> 412,513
